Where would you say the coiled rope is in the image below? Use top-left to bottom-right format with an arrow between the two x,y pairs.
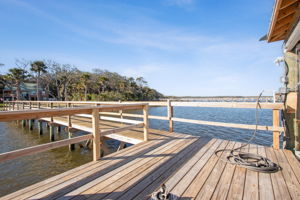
215,92 -> 282,173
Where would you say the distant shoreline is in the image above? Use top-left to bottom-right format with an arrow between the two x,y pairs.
163,95 -> 273,98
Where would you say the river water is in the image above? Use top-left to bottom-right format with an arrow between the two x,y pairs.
0,106 -> 276,197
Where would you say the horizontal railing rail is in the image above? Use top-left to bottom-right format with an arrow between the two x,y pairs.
3,100 -> 284,149
0,134 -> 93,163
3,100 -> 284,109
0,102 -> 149,163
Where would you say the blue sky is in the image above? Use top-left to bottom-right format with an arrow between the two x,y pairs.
0,0 -> 283,96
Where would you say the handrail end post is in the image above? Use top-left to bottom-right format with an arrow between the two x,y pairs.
143,104 -> 149,141
92,108 -> 101,161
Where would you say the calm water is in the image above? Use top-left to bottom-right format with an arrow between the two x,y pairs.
0,106 -> 277,197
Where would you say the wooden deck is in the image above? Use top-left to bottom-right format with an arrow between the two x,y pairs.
1,128 -> 299,200
41,115 -> 153,144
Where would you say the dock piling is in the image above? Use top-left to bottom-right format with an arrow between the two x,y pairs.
50,125 -> 55,141
28,119 -> 33,130
38,121 -> 43,135
69,130 -> 75,151
22,120 -> 26,127
56,126 -> 61,133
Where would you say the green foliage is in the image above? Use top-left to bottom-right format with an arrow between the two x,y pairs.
6,68 -> 29,81
4,67 -> 30,100
30,61 -> 47,74
3,60 -> 164,101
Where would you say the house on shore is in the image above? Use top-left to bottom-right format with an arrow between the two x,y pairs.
3,82 -> 48,101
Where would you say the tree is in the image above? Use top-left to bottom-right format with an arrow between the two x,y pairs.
80,72 -> 91,101
98,76 -> 109,93
5,68 -> 29,100
4,60 -> 164,101
30,61 -> 47,100
58,65 -> 78,101
136,77 -> 147,87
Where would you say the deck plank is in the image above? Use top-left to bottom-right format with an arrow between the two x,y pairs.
283,149 -> 300,183
243,144 -> 259,200
58,135 -> 196,200
180,140 -> 230,199
0,135 -> 157,200
210,143 -> 242,200
165,139 -> 222,198
77,137 -> 203,200
226,142 -> 249,200
26,134 -> 188,200
266,147 -> 292,200
1,125 -> 300,200
134,138 -> 217,199
3,131 -> 177,200
273,148 -> 300,199
257,146 -> 275,200
195,141 -> 236,200
112,138 -> 209,200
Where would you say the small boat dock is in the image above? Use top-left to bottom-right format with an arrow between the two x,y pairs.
0,101 -> 299,199
1,130 -> 299,199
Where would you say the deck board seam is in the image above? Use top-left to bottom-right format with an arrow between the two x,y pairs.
263,146 -> 276,200
195,141 -> 236,200
3,131 -> 178,199
210,142 -> 245,200
204,143 -> 234,200
282,150 -> 300,185
138,138 -> 217,200
179,140 -> 227,198
273,149 -> 293,200
115,138 -> 206,200
166,139 -> 218,192
61,135 -> 194,199
224,157 -> 237,200
91,137 -> 199,200
181,140 -> 229,199
26,138 -> 178,199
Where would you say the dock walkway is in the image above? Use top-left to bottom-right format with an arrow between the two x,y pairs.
40,116 -> 148,145
1,128 -> 300,200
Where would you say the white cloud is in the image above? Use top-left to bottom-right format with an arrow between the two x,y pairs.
7,0 -> 208,51
2,0 -> 283,96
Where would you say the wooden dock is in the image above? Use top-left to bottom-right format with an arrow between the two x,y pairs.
0,101 -> 299,199
39,116 -> 147,145
1,128 -> 300,199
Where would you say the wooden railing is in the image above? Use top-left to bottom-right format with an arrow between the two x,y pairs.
0,103 -> 149,162
3,100 -> 284,149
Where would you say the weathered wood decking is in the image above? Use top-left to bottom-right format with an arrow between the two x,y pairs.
1,128 -> 299,200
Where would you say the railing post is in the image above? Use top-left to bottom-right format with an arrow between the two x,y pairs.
167,99 -> 174,132
119,100 -> 123,121
50,102 -> 55,141
67,103 -> 75,150
143,104 -> 149,141
92,108 -> 101,161
273,109 -> 280,149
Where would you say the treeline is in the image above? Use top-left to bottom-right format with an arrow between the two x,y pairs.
1,59 -> 163,101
